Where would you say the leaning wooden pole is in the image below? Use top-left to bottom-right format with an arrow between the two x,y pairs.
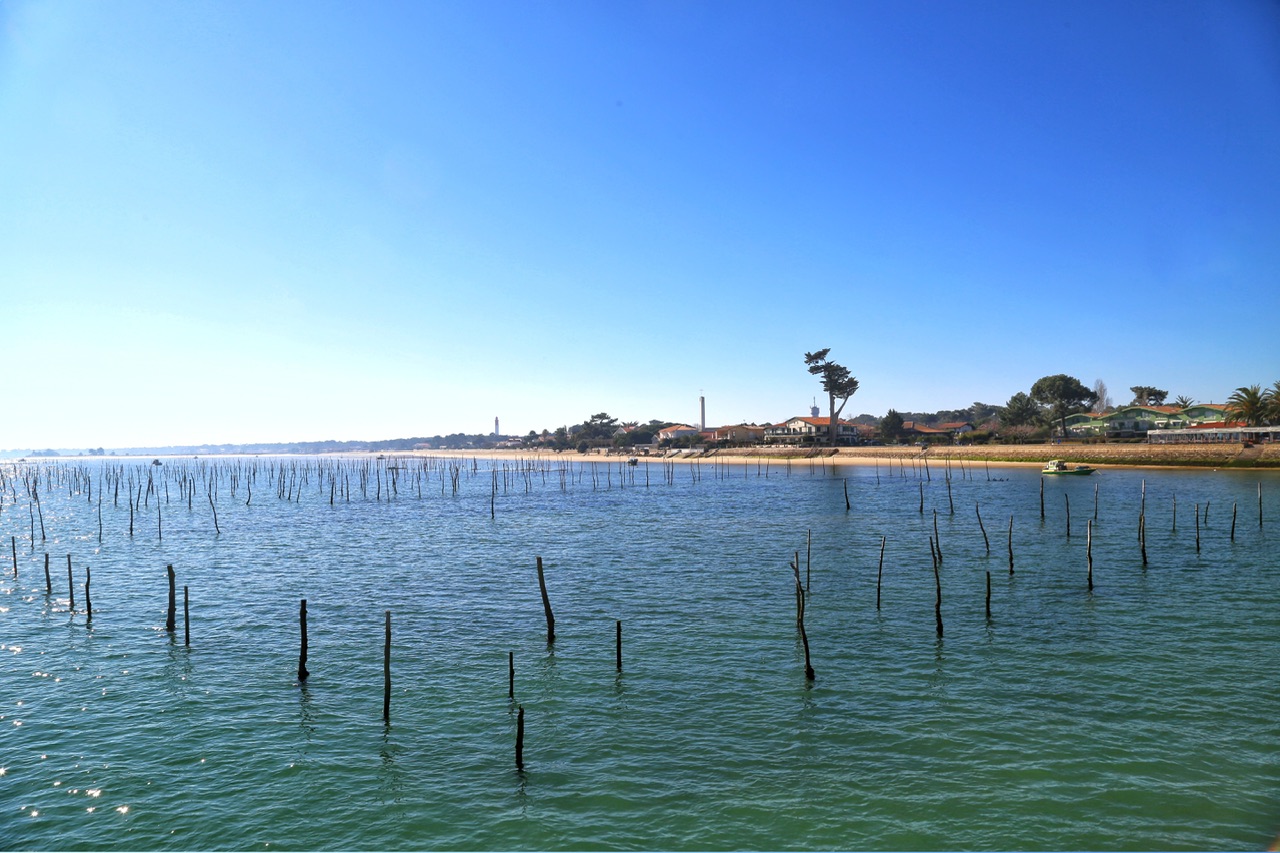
383,610 -> 392,724
932,543 -> 944,639
976,502 -> 990,553
876,536 -> 886,610
536,556 -> 555,644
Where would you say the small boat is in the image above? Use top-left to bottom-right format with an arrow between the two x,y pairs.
1042,459 -> 1094,475
627,457 -> 638,466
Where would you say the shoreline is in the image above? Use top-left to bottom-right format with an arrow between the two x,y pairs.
410,442 -> 1280,471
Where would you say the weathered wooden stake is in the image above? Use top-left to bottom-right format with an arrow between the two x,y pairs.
918,481 -> 924,514
44,552 -> 50,594
383,610 -> 392,723
1065,493 -> 1071,538
11,536 -> 16,577
933,546 -> 944,638
615,620 -> 623,672
298,599 -> 309,681
165,564 -> 176,632
1231,501 -> 1237,541
1093,481 -> 1099,522
946,475 -> 954,515
876,536 -> 886,610
184,586 -> 190,646
933,510 -> 942,563
85,565 -> 92,621
1039,477 -> 1045,521
844,478 -> 850,511
1086,519 -> 1094,592
536,556 -> 555,644
1007,515 -> 1015,575
976,502 -> 989,553
1139,514 -> 1148,567
985,570 -> 991,621
68,555 -> 75,612
515,705 -> 525,770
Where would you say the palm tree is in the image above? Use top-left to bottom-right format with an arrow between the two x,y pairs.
1226,385 -> 1267,426
1172,395 -> 1195,409
1266,381 -> 1280,425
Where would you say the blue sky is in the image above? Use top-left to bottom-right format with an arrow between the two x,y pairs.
3,1 -> 1278,449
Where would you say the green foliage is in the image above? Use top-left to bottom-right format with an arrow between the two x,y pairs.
1227,385 -> 1268,426
879,409 -> 905,441
1172,395 -> 1195,409
804,348 -> 860,446
1000,392 -> 1042,427
1129,386 -> 1168,406
1031,374 -> 1097,437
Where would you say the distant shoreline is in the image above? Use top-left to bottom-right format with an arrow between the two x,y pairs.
7,443 -> 1277,471
415,443 -> 1280,470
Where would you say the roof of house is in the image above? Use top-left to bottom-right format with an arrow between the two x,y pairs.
936,421 -> 973,430
901,421 -> 947,434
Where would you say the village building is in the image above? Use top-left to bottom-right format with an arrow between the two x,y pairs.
655,424 -> 700,443
764,416 -> 860,445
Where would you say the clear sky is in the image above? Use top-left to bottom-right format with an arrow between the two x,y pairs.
3,0 -> 1279,450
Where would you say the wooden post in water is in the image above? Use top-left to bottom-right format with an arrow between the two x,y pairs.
918,482 -> 924,515
1231,502 -> 1238,542
1086,519 -> 1094,592
1139,514 -> 1148,567
85,565 -> 92,621
165,564 -> 176,632
946,475 -> 954,515
1065,493 -> 1071,538
515,705 -> 525,771
383,610 -> 392,724
615,620 -> 622,672
536,556 -> 555,644
184,586 -> 190,647
1007,515 -> 1015,575
844,478 -> 850,512
976,502 -> 989,554
1093,481 -> 1099,522
44,553 -> 50,594
932,541 -> 943,638
68,555 -> 75,612
985,570 -> 991,621
876,536 -> 886,610
933,510 -> 942,563
1039,478 -> 1045,521
298,599 -> 309,681
11,536 -> 16,577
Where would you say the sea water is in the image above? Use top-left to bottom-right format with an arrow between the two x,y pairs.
1,456 -> 1277,851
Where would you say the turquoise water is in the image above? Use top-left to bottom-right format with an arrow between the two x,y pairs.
2,456 -> 1277,851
